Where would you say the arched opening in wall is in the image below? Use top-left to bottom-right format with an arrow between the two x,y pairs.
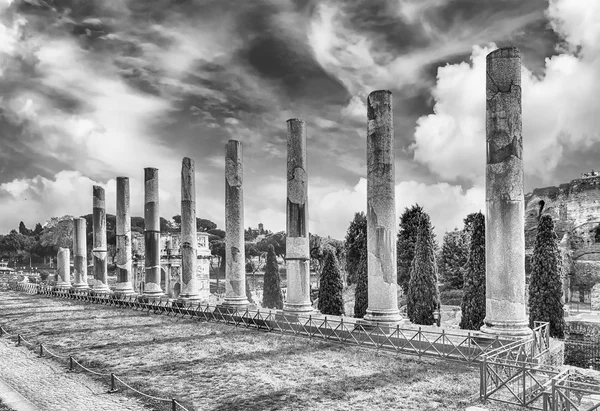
594,224 -> 600,243
538,200 -> 545,219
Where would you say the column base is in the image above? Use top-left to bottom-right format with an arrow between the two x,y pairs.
218,297 -> 249,312
71,283 -> 90,290
363,308 -> 402,324
174,295 -> 203,307
480,321 -> 533,339
283,301 -> 314,314
55,283 -> 72,290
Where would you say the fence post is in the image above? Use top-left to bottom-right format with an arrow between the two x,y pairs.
172,399 -> 177,411
109,373 -> 117,393
521,360 -> 527,406
17,334 -> 21,346
39,344 -> 43,357
480,356 -> 485,400
69,356 -> 74,371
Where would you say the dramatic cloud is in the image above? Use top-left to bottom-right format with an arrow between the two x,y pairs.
412,0 -> 600,188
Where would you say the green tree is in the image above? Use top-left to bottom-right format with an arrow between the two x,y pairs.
406,215 -> 440,325
460,212 -> 486,330
439,229 -> 469,289
318,249 -> 345,316
345,212 -> 367,285
353,248 -> 368,318
529,215 -> 565,338
262,245 -> 283,309
40,215 -> 74,252
18,221 -> 31,236
257,231 -> 286,258
397,205 -> 436,295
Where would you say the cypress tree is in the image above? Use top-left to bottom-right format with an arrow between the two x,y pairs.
318,249 -> 345,316
345,212 -> 367,285
353,249 -> 368,318
439,229 -> 469,290
406,214 -> 440,325
529,215 -> 565,338
460,212 -> 486,330
262,244 -> 283,309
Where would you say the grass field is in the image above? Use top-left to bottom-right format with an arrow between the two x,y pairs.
0,291 -> 518,411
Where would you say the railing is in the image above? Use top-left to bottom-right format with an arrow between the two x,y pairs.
480,321 -> 600,410
6,282 -> 518,364
0,325 -> 191,411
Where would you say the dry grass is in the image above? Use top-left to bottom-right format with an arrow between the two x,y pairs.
0,291 -> 517,411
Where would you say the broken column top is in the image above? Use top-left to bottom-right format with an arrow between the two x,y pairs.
181,157 -> 195,202
226,140 -> 242,187
486,47 -> 521,92
286,118 -> 305,124
367,90 -> 393,122
93,185 -> 105,207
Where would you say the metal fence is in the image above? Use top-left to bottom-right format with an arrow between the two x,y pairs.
10,282 -> 585,411
7,281 -> 521,363
480,322 -> 600,410
564,339 -> 600,371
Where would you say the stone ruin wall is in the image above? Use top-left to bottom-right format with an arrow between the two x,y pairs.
525,175 -> 600,307
131,232 -> 211,299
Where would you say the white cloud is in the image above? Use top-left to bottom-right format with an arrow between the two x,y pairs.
308,177 -> 484,240
412,0 -> 600,185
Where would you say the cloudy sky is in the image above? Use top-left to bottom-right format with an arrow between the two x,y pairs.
0,0 -> 599,240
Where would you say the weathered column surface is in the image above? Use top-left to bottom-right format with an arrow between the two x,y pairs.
178,157 -> 201,302
142,168 -> 164,298
56,247 -> 71,289
220,140 -> 249,309
71,217 -> 89,290
92,186 -> 110,293
481,47 -> 531,337
283,119 -> 313,313
114,177 -> 135,296
363,90 -> 402,325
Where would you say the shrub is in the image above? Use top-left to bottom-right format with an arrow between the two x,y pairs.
353,250 -> 368,318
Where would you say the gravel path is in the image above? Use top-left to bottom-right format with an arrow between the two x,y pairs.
0,338 -> 153,411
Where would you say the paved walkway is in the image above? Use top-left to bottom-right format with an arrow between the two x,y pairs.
0,339 -> 152,411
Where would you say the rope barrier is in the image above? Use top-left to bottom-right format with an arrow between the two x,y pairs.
0,322 -> 190,410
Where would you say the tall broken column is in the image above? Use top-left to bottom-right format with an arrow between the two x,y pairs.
142,168 -> 164,299
220,140 -> 249,309
178,157 -> 201,302
56,247 -> 71,289
114,177 -> 135,296
92,186 -> 110,293
481,47 -> 531,337
363,90 -> 402,325
72,217 -> 89,290
283,119 -> 313,313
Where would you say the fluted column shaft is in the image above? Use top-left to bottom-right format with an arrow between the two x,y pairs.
72,217 -> 89,290
92,186 -> 109,292
56,247 -> 71,289
143,168 -> 163,298
179,157 -> 201,301
114,177 -> 135,296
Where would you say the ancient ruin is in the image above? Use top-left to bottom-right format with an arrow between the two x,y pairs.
221,140 -> 249,309
142,168 -> 163,299
71,217 -> 89,290
178,157 -> 202,302
481,47 -> 531,336
114,177 -> 135,296
55,247 -> 71,289
363,90 -> 402,325
283,119 -> 313,313
92,186 -> 110,293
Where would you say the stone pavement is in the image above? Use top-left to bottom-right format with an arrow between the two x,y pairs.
0,339 -> 152,411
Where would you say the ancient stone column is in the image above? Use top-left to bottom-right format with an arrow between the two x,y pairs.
114,177 -> 135,296
142,168 -> 164,298
363,90 -> 402,325
56,247 -> 71,289
92,186 -> 110,293
283,119 -> 312,313
72,217 -> 89,290
220,140 -> 249,309
481,47 -> 531,336
178,157 -> 201,302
